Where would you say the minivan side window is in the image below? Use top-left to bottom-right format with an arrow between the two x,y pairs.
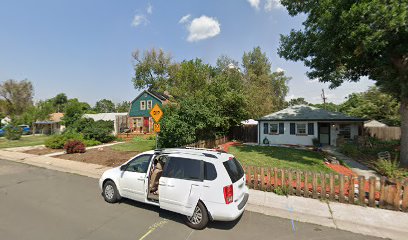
204,162 -> 217,181
163,157 -> 202,181
125,154 -> 152,173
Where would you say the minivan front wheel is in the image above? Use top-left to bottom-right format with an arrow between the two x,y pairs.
103,180 -> 120,203
185,201 -> 209,230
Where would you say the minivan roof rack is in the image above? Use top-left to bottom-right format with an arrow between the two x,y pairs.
154,148 -> 220,159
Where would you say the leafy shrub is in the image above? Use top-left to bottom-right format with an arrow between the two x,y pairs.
4,126 -> 22,140
45,135 -> 66,149
312,138 -> 320,147
146,135 -> 156,141
273,186 -> 289,196
64,140 -> 86,154
45,132 -> 85,149
338,143 -> 360,157
375,159 -> 407,179
75,120 -> 115,143
83,139 -> 101,147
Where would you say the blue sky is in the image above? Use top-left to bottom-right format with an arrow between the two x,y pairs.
0,0 -> 374,106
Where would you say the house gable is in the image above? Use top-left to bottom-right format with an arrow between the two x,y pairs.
129,90 -> 165,117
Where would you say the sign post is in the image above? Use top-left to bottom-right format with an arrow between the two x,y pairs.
150,104 -> 163,149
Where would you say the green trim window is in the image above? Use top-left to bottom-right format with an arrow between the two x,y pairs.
140,101 -> 146,110
269,123 -> 279,134
296,123 -> 307,135
147,100 -> 152,109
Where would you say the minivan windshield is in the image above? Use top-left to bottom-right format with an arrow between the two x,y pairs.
223,158 -> 244,183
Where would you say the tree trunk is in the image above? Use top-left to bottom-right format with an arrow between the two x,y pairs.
400,97 -> 408,168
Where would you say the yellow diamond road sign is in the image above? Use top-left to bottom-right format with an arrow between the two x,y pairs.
150,104 -> 163,123
154,123 -> 161,133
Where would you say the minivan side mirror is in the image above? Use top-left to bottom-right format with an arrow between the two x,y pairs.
120,165 -> 127,171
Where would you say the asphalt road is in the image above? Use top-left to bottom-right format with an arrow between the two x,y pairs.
0,160 -> 382,240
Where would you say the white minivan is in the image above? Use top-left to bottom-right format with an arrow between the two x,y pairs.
99,148 -> 249,229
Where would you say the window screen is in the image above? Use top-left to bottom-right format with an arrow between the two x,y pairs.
204,162 -> 217,181
269,124 -> 278,134
163,157 -> 202,181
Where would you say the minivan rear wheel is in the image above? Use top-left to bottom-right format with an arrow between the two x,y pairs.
185,201 -> 209,230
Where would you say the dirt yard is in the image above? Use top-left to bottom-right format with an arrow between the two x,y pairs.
57,147 -> 138,167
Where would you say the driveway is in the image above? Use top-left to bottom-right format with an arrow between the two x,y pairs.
0,160 -> 382,240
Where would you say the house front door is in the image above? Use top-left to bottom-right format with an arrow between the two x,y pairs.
318,123 -> 330,145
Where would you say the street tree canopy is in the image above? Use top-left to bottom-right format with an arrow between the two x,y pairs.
94,99 -> 116,113
0,79 -> 33,116
132,47 -> 290,147
278,0 -> 408,167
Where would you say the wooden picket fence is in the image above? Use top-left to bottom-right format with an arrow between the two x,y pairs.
242,165 -> 408,212
185,136 -> 229,149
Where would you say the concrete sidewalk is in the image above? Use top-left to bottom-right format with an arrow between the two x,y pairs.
0,150 -> 109,178
0,150 -> 406,240
247,190 -> 408,240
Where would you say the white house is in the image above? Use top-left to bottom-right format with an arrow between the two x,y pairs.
257,105 -> 365,146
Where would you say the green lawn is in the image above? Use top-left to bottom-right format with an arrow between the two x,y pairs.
229,145 -> 334,173
0,135 -> 52,149
111,139 -> 156,152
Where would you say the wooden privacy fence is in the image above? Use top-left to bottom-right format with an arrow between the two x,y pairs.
231,125 -> 258,143
242,165 -> 408,212
185,136 -> 228,149
365,127 -> 401,141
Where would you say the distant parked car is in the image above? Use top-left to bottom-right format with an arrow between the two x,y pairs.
0,125 -> 31,137
18,125 -> 31,135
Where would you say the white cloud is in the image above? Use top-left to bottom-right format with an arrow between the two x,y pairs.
276,67 -> 285,72
131,14 -> 148,27
186,15 -> 221,42
147,3 -> 153,14
264,0 -> 283,11
247,0 -> 260,10
178,14 -> 191,24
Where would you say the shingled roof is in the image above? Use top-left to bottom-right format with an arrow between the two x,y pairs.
258,105 -> 365,122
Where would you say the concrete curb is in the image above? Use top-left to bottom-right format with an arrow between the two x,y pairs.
0,150 -> 406,239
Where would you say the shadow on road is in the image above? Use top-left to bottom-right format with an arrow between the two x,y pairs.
117,198 -> 242,230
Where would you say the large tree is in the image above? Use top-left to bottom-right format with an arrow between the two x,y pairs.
132,48 -> 173,91
287,97 -> 309,106
340,87 -> 400,126
278,0 -> 408,167
94,99 -> 116,113
51,93 -> 68,113
0,79 -> 34,115
62,99 -> 91,127
243,47 -> 290,118
116,101 -> 131,113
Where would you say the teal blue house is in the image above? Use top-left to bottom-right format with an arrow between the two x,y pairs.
128,89 -> 169,133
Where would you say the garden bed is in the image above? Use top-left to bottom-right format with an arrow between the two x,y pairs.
55,139 -> 156,167
56,146 -> 138,167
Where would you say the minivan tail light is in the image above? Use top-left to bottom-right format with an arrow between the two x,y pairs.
223,184 -> 233,204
